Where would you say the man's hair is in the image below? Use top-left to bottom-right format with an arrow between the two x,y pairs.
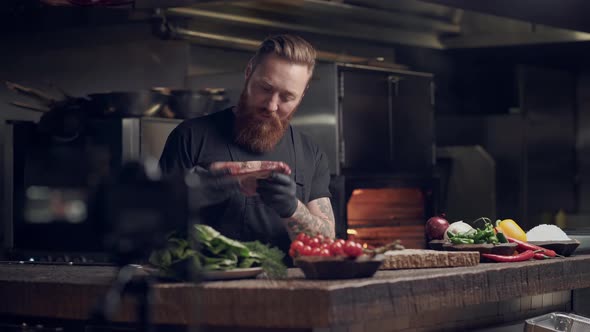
250,34 -> 317,75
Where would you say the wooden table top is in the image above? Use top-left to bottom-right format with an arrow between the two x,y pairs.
1,255 -> 590,329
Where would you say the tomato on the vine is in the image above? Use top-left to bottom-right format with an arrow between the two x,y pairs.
290,240 -> 305,250
308,237 -> 321,248
343,240 -> 363,257
329,242 -> 344,256
291,235 -> 365,258
300,245 -> 313,256
289,240 -> 305,257
296,233 -> 310,245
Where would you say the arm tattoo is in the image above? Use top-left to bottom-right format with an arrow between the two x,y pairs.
284,198 -> 336,240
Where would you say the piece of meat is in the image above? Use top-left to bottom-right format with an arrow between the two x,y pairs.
210,161 -> 291,175
209,161 -> 292,196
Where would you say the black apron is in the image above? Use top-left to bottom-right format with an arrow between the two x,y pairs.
213,126 -> 309,255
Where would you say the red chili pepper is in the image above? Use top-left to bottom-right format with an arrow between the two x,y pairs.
534,252 -> 552,260
506,236 -> 557,257
481,250 -> 535,262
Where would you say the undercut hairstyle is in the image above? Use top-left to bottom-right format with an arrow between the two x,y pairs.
249,34 -> 317,75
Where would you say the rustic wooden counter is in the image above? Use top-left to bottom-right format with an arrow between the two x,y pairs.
1,255 -> 590,331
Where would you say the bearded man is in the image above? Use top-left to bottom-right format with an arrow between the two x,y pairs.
159,34 -> 335,256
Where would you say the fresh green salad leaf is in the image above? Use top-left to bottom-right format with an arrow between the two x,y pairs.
192,224 -> 219,247
149,224 -> 287,280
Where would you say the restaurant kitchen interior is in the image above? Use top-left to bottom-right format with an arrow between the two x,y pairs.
2,0 -> 590,331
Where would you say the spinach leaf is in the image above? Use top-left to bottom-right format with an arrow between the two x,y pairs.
150,224 -> 287,280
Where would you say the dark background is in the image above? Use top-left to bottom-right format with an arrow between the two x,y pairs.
1,1 -> 589,235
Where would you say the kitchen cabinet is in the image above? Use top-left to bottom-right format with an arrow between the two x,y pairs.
339,65 -> 435,175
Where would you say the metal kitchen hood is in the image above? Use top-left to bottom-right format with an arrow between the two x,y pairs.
419,0 -> 590,48
134,0 -> 244,9
164,0 -> 454,49
419,0 -> 590,34
36,0 -> 242,9
159,0 -> 590,50
19,0 -> 590,50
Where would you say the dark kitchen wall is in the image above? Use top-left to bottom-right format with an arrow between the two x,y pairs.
0,8 -> 190,248
397,42 -> 587,229
577,72 -> 590,216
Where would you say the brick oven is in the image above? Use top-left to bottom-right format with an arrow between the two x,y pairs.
343,175 -> 437,249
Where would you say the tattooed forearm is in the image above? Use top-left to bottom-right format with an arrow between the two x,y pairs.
284,198 -> 336,240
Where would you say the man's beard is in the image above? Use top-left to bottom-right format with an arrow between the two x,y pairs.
233,90 -> 294,153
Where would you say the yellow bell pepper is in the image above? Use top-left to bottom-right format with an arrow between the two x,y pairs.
496,219 -> 527,242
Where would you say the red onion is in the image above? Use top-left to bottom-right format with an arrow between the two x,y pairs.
425,215 -> 450,241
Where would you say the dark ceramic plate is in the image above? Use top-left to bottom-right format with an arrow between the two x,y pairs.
428,240 -> 446,250
294,256 -> 383,280
528,240 -> 580,257
428,241 -> 518,258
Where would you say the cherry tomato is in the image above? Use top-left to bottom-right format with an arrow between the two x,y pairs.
296,233 -> 310,245
290,240 -> 305,253
289,248 -> 296,258
344,240 -> 363,257
335,239 -> 346,246
311,247 -> 322,256
319,248 -> 331,257
323,238 -> 334,246
315,234 -> 325,243
300,245 -> 313,256
329,242 -> 344,256
308,237 -> 321,248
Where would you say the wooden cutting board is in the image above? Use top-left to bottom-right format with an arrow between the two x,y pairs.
380,249 -> 479,269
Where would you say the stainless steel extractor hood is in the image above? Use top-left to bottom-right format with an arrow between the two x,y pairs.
159,0 -> 590,51
419,0 -> 590,34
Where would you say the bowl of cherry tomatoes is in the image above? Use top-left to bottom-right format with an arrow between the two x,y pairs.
290,233 -> 383,280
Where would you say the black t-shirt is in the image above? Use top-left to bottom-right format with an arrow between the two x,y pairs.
159,108 -> 331,256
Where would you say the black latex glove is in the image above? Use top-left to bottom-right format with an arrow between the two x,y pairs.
257,172 -> 298,218
186,165 -> 240,208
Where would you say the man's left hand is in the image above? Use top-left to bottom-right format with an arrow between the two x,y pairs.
257,173 -> 298,218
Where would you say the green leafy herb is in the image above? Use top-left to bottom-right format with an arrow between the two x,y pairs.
243,241 -> 287,279
448,219 -> 499,245
149,224 -> 287,280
